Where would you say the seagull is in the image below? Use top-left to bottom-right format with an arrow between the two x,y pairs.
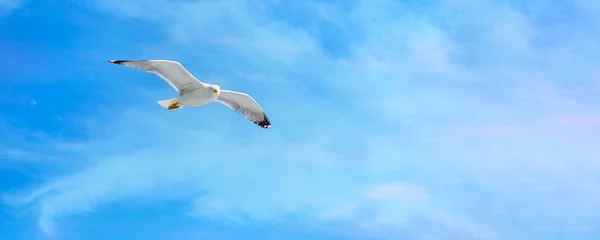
107,59 -> 271,129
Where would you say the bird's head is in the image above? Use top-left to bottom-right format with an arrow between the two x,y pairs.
209,85 -> 220,94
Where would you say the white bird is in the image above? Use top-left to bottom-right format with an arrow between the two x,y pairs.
107,59 -> 272,128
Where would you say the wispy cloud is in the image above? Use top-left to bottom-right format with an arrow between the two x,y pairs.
0,0 -> 21,15
367,182 -> 427,200
3,0 -> 600,239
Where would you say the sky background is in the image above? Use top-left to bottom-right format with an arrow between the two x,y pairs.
1,0 -> 600,239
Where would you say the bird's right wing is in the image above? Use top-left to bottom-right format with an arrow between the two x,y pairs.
108,60 -> 205,93
215,90 -> 272,128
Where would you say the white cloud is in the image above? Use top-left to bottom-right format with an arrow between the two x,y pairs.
367,183 -> 427,200
0,0 -> 21,14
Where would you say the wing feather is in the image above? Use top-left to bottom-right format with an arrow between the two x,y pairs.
215,90 -> 271,128
108,60 -> 205,93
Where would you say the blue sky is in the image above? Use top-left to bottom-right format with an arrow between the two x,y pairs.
1,0 -> 600,239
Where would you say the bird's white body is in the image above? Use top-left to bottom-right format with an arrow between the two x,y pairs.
108,59 -> 272,128
157,86 -> 219,110
178,87 -> 218,107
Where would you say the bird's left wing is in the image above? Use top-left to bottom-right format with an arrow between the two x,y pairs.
215,90 -> 271,128
108,59 -> 205,93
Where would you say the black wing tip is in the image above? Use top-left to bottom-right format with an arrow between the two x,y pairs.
254,113 -> 272,129
107,60 -> 132,65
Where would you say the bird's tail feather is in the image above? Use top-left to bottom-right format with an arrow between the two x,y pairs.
157,97 -> 181,110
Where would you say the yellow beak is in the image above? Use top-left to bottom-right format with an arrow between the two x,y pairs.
212,89 -> 219,93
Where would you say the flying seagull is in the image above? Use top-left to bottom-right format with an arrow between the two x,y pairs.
107,59 -> 271,128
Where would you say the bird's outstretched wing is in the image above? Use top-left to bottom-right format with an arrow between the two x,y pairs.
108,60 -> 205,93
215,90 -> 271,128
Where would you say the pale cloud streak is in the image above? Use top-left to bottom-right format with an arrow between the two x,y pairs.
3,0 -> 600,239
0,0 -> 19,9
0,0 -> 21,16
